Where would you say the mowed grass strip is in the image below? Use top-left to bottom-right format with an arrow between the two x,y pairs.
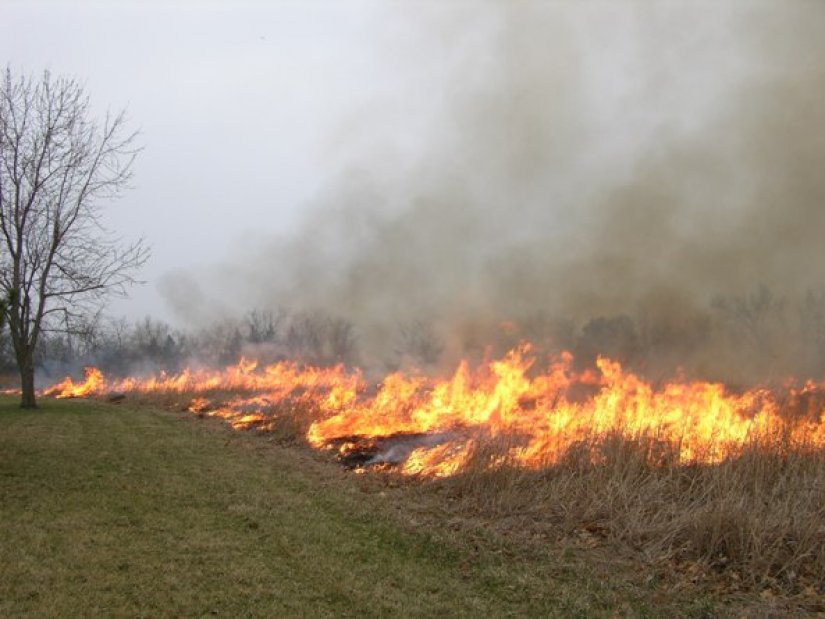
0,396 -> 634,618
0,397 -> 471,617
3,397 -> 735,617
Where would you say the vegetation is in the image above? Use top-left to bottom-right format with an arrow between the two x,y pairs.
0,67 -> 147,408
0,396 -> 730,618
5,284 -> 825,397
146,384 -> 825,615
4,395 -> 822,616
422,434 -> 825,603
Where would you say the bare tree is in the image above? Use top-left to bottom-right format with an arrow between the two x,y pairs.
395,319 -> 443,367
0,68 -> 148,407
326,317 -> 357,365
245,308 -> 282,344
711,285 -> 785,358
0,289 -> 8,333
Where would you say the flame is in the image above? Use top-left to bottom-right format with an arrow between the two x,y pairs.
45,358 -> 360,399
41,345 -> 825,475
43,366 -> 105,398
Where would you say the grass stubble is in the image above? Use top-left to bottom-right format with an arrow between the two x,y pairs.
1,393 -> 823,617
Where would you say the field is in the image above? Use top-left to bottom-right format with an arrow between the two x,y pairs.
0,396 -> 821,617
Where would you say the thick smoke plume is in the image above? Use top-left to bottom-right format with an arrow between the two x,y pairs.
166,2 -> 825,382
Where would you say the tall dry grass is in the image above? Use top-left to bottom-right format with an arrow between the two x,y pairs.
430,429 -> 825,596
117,389 -> 825,600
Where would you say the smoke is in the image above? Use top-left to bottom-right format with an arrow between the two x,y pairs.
166,2 -> 825,380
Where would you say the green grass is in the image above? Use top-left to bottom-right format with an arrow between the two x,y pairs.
0,396 -> 717,618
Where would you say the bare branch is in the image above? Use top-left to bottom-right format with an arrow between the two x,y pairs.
0,66 -> 148,407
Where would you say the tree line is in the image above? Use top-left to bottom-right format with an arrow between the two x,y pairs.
4,285 -> 825,389
0,308 -> 360,383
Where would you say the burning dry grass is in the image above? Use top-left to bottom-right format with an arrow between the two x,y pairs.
39,347 -> 825,611
0,395 -> 724,617
129,387 -> 825,610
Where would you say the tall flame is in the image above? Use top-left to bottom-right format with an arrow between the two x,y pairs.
42,345 -> 825,475
43,367 -> 105,399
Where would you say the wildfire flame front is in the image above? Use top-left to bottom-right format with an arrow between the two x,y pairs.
42,345 -> 825,476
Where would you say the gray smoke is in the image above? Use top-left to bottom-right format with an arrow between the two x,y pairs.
167,2 -> 825,381
366,432 -> 456,468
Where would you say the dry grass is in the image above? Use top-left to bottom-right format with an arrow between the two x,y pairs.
0,396 -> 569,617
5,395 -> 724,617
415,430 -> 825,614
44,390 -> 825,615
169,389 -> 320,444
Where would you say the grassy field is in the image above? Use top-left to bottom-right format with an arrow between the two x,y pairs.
0,396 -> 805,618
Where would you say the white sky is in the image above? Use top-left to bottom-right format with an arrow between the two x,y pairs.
1,0 -> 444,324
1,1 -> 761,328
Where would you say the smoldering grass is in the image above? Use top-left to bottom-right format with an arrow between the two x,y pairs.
124,388 -> 322,445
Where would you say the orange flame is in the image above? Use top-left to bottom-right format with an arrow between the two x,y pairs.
42,346 -> 825,475
43,367 -> 105,399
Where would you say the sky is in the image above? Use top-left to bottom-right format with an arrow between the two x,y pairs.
3,0 -> 825,367
0,0 -> 724,324
1,0 -> 434,324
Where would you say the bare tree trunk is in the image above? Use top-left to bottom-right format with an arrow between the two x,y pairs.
1,69 -> 148,404
18,350 -> 36,409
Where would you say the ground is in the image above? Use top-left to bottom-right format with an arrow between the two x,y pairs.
0,396 -> 759,617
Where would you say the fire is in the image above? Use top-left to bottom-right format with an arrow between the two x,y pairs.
45,358 -> 360,399
41,345 -> 825,475
43,366 -> 105,398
